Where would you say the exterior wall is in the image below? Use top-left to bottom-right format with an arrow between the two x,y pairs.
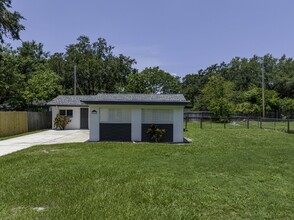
87,104 -> 185,143
89,106 -> 100,141
52,107 -> 59,129
173,108 -> 184,142
51,106 -> 81,130
131,108 -> 142,141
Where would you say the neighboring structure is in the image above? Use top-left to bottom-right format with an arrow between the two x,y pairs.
47,94 -> 188,143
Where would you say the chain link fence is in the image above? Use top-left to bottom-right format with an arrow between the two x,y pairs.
184,116 -> 294,134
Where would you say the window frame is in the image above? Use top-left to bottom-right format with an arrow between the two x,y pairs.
59,109 -> 73,118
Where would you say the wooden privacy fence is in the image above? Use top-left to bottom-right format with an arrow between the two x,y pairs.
0,112 -> 52,137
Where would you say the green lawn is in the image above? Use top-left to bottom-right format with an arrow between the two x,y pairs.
0,124 -> 294,219
191,119 -> 294,132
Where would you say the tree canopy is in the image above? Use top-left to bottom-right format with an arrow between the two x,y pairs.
49,36 -> 137,95
2,39 -> 294,117
0,0 -> 25,43
126,67 -> 180,94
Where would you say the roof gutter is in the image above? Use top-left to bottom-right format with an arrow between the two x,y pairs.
80,100 -> 189,106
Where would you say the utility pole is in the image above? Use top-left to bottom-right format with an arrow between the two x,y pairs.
261,60 -> 265,118
74,63 -> 77,95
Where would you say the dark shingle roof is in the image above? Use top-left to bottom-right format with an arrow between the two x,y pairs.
47,94 -> 189,106
47,95 -> 95,106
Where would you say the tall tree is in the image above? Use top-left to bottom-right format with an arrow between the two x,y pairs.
279,98 -> 294,118
0,0 -> 25,42
50,36 -> 136,95
22,69 -> 63,105
126,67 -> 181,94
0,41 -> 53,110
0,44 -> 22,106
181,71 -> 209,106
271,55 -> 294,98
235,85 -> 281,115
200,75 -> 235,119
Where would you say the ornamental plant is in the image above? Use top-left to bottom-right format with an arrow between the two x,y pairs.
147,124 -> 166,143
54,114 -> 71,130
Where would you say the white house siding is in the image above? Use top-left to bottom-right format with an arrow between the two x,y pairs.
89,106 -> 100,141
131,108 -> 142,141
173,108 -> 184,142
51,106 -> 81,130
87,105 -> 184,143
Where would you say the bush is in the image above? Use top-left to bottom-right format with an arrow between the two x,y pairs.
146,124 -> 166,143
54,114 -> 71,130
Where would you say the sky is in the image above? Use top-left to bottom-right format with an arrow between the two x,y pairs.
9,0 -> 294,76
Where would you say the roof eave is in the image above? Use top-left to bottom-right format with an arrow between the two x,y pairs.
46,104 -> 88,107
81,100 -> 189,106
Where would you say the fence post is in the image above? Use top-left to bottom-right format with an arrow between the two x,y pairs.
247,117 -> 249,129
287,118 -> 290,133
223,119 -> 226,129
185,117 -> 188,131
259,117 -> 262,129
200,117 -> 203,129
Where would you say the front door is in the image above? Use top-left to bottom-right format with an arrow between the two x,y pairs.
80,108 -> 89,129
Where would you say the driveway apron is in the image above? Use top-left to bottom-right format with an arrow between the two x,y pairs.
0,130 -> 89,156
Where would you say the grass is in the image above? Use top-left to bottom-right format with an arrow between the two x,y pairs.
0,124 -> 294,219
0,130 -> 46,141
193,119 -> 294,133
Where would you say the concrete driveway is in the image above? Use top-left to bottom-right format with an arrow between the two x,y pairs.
0,130 -> 89,157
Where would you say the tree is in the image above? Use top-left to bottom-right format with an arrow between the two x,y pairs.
0,40 -> 56,110
22,69 -> 63,105
271,55 -> 294,98
0,43 -> 23,108
279,98 -> 294,118
16,41 -> 49,78
201,75 -> 235,120
235,85 -> 281,116
126,67 -> 181,94
125,72 -> 148,93
0,0 -> 25,43
50,36 -> 136,95
181,72 -> 209,107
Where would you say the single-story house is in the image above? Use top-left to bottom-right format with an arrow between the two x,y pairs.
47,94 -> 188,143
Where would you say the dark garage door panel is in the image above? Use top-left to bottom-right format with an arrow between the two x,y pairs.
100,123 -> 131,141
141,124 -> 173,142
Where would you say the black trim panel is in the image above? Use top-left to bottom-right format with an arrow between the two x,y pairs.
141,124 -> 173,142
100,123 -> 131,142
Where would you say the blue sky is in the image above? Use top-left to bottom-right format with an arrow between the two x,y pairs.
10,0 -> 294,76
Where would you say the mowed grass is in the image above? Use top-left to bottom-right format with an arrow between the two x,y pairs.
194,119 -> 294,132
0,124 -> 294,219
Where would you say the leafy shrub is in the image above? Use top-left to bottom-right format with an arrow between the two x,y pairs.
147,124 -> 166,143
54,114 -> 71,130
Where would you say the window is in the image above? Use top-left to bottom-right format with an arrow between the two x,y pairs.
142,109 -> 173,124
100,108 -> 131,123
59,109 -> 73,118
67,110 -> 73,117
59,110 -> 66,116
